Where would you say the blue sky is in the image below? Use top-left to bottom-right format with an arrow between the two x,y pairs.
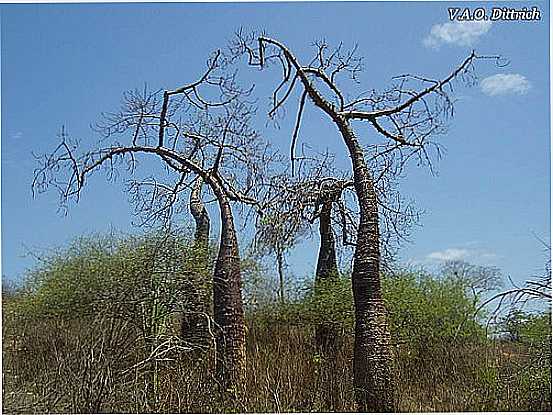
1,1 -> 550,289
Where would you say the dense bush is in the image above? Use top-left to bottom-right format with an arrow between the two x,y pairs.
383,271 -> 488,347
500,308 -> 551,344
496,308 -> 552,410
3,231 -> 215,412
16,232 -> 211,325
249,269 -> 488,349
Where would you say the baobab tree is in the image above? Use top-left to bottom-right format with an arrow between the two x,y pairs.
189,178 -> 211,249
255,156 -> 351,352
180,177 -> 212,345
232,32 -> 497,412
32,50 -> 276,397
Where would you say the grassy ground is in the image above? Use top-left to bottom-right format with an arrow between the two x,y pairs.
2,309 -> 551,413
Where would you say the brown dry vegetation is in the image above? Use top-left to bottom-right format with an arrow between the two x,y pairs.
2,297 -> 550,413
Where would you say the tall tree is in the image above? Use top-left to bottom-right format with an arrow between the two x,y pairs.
254,153 -> 343,304
233,32 -> 493,412
181,177 -> 211,345
33,51 -> 275,397
312,178 -> 346,352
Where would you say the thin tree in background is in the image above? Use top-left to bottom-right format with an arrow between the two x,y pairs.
253,152 -> 342,305
479,242 -> 552,316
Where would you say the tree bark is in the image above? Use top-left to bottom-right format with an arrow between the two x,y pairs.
315,201 -> 338,280
276,249 -> 285,304
190,178 -> 210,249
338,120 -> 395,413
211,183 -> 246,397
314,200 -> 342,411
181,178 -> 211,347
315,200 -> 340,353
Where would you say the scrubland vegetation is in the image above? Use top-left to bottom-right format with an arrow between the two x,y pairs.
2,231 -> 551,413
3,31 -> 550,413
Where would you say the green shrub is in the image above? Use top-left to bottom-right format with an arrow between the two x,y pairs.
500,308 -> 551,345
17,231 -> 210,323
498,308 -> 552,410
4,230 -> 215,412
383,271 -> 487,348
247,267 -> 488,351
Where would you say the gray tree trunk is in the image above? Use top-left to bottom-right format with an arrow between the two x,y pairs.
314,200 -> 340,353
211,183 -> 246,398
256,37 -> 396,411
190,179 -> 210,248
338,120 -> 395,413
181,179 -> 211,347
276,249 -> 285,304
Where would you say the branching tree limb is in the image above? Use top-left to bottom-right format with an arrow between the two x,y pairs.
232,31 -> 496,412
33,52 -> 276,398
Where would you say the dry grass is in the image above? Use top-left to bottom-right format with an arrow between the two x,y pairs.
2,303 -> 551,413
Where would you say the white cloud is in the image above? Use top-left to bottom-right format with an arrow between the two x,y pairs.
427,248 -> 469,262
423,247 -> 500,266
480,73 -> 532,96
424,20 -> 492,48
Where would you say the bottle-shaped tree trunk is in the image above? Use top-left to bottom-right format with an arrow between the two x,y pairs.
314,200 -> 340,353
254,36 -> 397,412
340,121 -> 395,413
181,178 -> 211,347
211,186 -> 246,398
190,178 -> 210,248
276,248 -> 286,303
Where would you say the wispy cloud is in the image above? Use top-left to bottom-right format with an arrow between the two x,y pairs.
427,248 -> 470,262
424,20 -> 491,49
408,246 -> 500,269
480,73 -> 532,96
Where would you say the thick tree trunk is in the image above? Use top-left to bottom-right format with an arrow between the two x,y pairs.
186,172 -> 246,398
181,179 -> 211,347
314,200 -> 342,411
212,193 -> 246,397
256,37 -> 396,411
338,120 -> 395,413
315,200 -> 340,352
